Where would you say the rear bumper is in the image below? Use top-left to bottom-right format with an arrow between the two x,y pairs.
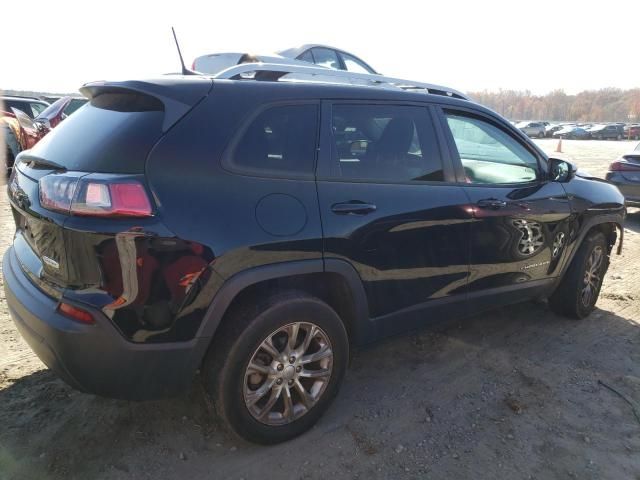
606,173 -> 640,207
3,246 -> 211,400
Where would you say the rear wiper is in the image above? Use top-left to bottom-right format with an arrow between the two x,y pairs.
20,157 -> 67,172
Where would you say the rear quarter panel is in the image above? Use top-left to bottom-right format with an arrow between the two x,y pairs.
145,83 -> 324,335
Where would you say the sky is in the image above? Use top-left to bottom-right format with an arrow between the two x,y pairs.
2,0 -> 638,95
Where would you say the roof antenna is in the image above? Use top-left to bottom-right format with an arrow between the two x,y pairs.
172,27 -> 197,75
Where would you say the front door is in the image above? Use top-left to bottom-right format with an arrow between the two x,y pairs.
316,101 -> 472,340
438,108 -> 573,311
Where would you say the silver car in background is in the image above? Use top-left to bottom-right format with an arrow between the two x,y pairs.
517,121 -> 546,138
193,44 -> 377,75
606,142 -> 640,207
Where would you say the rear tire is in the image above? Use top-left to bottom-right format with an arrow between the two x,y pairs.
202,292 -> 349,444
548,231 -> 609,319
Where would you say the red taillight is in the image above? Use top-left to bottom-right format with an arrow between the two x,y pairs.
39,174 -> 153,217
58,302 -> 95,324
609,160 -> 640,172
72,182 -> 152,217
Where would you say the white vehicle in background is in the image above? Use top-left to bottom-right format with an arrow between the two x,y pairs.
192,44 -> 378,76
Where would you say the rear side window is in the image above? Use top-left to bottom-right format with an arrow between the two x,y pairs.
29,92 -> 164,173
340,53 -> 372,74
229,104 -> 319,177
329,104 -> 444,182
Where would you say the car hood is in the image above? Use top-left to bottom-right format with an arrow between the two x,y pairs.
576,169 -> 600,180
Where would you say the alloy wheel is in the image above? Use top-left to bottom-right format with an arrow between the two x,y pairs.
243,322 -> 333,426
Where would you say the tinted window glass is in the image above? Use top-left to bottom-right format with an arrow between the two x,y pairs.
311,48 -> 341,69
340,53 -> 372,74
3,100 -> 32,118
330,105 -> 444,182
232,104 -> 318,176
445,112 -> 539,184
29,93 -> 164,173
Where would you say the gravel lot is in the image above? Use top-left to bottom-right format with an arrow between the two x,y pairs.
1,140 -> 639,480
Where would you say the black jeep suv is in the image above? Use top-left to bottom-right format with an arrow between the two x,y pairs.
3,75 -> 625,444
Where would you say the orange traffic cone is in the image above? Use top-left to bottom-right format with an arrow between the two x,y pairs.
555,138 -> 563,153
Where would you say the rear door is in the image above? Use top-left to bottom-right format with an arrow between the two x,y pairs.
316,101 -> 472,340
437,106 -> 573,310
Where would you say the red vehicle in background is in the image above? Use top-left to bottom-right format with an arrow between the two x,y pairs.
2,96 -> 71,172
624,124 -> 640,140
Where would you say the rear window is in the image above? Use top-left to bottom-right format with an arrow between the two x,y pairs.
28,92 -> 164,174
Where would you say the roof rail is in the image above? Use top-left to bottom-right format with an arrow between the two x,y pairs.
212,63 -> 469,100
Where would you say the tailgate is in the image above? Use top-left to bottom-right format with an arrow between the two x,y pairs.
8,166 -> 71,295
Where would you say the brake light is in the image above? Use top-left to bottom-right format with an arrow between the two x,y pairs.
72,182 -> 152,217
39,174 -> 153,217
609,160 -> 640,172
58,302 -> 95,324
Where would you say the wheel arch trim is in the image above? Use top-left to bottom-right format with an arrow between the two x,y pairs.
196,258 -> 370,343
557,213 -> 624,285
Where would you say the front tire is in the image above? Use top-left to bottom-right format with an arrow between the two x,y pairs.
202,292 -> 349,444
549,231 -> 609,319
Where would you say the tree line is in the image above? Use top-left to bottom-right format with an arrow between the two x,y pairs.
467,88 -> 640,123
4,86 -> 640,124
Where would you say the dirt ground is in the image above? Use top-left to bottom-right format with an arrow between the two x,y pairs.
1,140 -> 639,480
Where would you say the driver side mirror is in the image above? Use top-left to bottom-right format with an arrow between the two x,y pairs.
549,157 -> 577,182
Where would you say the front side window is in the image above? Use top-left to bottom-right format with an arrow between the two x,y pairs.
231,104 -> 318,176
445,112 -> 539,184
330,105 -> 444,182
298,49 -> 314,64
311,48 -> 341,70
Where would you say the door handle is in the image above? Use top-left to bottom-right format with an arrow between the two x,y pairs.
476,198 -> 507,210
331,201 -> 377,215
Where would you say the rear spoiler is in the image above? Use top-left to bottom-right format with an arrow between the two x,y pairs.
79,78 -> 213,132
